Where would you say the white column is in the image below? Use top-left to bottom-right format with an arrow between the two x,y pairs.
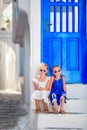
24,25 -> 30,105
29,1 -> 41,129
14,44 -> 20,90
29,0 -> 41,94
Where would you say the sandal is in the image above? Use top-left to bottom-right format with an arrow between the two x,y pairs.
35,108 -> 41,113
44,109 -> 49,114
59,110 -> 66,114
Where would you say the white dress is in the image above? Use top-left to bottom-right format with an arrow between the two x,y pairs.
31,77 -> 50,109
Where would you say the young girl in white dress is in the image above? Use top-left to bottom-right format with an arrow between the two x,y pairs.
31,63 -> 51,113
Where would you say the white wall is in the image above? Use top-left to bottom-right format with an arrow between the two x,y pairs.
0,43 -> 6,89
18,0 -> 41,72
0,42 -> 18,90
17,1 -> 41,130
29,0 -> 41,91
18,0 -> 41,94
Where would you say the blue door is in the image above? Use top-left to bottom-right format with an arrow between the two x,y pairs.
41,0 -> 86,83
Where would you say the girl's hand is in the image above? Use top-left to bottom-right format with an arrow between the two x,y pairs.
32,81 -> 38,90
39,87 -> 44,91
46,76 -> 54,91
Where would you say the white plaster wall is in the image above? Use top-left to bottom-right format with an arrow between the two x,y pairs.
18,1 -> 40,130
18,0 -> 41,93
29,0 -> 41,92
0,43 -> 6,89
6,46 -> 16,90
0,40 -> 20,90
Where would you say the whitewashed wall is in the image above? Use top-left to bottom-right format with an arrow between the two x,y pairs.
29,0 -> 41,93
18,0 -> 41,98
0,42 -> 19,90
17,1 -> 41,130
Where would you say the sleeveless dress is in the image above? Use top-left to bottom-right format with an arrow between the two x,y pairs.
31,77 -> 50,109
50,76 -> 66,105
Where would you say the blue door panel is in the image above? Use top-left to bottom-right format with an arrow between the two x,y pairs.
51,39 -> 62,67
43,38 -> 62,75
41,0 -> 86,83
67,38 -> 79,70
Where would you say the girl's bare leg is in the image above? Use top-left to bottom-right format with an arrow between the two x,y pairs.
52,101 -> 58,114
43,101 -> 49,113
60,97 -> 66,114
35,99 -> 41,113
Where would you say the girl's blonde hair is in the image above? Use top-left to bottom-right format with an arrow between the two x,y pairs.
39,63 -> 48,70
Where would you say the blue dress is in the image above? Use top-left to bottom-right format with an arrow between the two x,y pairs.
50,76 -> 66,105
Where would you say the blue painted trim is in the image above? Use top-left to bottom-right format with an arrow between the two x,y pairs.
81,0 -> 87,83
78,4 -> 80,33
66,6 -> 68,32
72,6 -> 74,32
60,6 -> 62,32
50,3 -> 79,6
41,0 -> 43,62
54,6 -> 56,32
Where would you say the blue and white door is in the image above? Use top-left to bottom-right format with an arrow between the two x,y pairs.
41,0 -> 86,83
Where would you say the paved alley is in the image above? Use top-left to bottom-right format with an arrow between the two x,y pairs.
0,90 -> 29,130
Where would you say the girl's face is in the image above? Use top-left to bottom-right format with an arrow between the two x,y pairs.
38,65 -> 48,75
52,67 -> 61,77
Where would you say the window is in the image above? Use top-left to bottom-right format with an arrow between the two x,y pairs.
49,0 -> 79,32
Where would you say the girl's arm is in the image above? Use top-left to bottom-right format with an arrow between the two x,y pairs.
32,77 -> 39,90
32,81 -> 39,90
45,76 -> 54,91
62,76 -> 67,92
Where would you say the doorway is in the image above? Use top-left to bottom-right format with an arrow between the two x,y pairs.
41,0 -> 86,83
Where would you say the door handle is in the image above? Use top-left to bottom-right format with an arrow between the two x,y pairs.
46,20 -> 52,32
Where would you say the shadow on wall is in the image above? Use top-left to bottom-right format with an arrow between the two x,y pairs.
20,47 -> 24,76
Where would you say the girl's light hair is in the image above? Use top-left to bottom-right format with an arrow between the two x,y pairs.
52,65 -> 61,71
39,63 -> 48,70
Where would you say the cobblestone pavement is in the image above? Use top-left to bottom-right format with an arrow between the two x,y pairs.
0,91 -> 28,130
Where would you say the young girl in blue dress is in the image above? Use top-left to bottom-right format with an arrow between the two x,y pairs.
50,66 -> 67,114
